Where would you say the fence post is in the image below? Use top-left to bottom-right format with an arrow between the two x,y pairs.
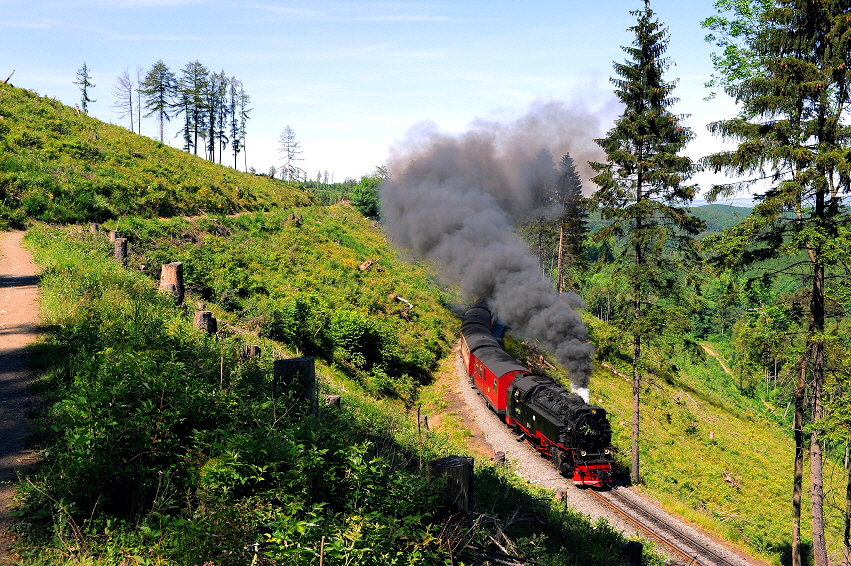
159,262 -> 185,305
108,230 -> 118,242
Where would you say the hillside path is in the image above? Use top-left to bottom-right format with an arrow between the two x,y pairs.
702,343 -> 732,375
0,231 -> 40,561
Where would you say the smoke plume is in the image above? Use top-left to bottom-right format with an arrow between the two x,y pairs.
381,99 -> 612,388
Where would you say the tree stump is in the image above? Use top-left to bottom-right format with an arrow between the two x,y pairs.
427,456 -> 474,522
159,262 -> 184,305
193,311 -> 217,334
113,238 -> 128,263
623,541 -> 643,566
242,344 -> 261,359
324,394 -> 341,409
494,451 -> 506,467
108,230 -> 118,242
89,223 -> 99,233
273,357 -> 317,416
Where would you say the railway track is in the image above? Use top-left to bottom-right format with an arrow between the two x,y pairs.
587,487 -> 748,566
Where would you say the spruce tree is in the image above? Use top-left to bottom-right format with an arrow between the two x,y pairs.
590,1 -> 702,485
556,153 -> 588,292
703,2 -> 851,563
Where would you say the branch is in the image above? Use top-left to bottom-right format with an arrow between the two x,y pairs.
3,70 -> 14,84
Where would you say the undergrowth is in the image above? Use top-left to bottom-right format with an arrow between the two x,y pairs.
13,223 -> 664,565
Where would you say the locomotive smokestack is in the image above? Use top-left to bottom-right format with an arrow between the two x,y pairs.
381,99 -> 613,389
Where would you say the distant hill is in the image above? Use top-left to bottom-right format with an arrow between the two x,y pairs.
0,83 -> 313,229
690,203 -> 752,237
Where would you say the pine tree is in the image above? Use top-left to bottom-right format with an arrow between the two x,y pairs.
590,1 -> 702,485
73,62 -> 96,114
140,60 -> 176,143
703,3 -> 851,563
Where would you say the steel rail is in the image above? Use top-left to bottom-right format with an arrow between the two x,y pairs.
588,488 -> 741,566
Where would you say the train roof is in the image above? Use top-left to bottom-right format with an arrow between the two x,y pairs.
462,307 -> 492,328
475,346 -> 529,378
461,323 -> 501,352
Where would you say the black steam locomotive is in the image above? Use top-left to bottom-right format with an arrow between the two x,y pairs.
460,300 -> 614,487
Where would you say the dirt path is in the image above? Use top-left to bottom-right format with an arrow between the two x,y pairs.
702,343 -> 732,375
0,231 -> 40,561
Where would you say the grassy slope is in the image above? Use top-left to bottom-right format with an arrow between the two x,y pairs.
584,316 -> 850,565
0,83 -> 312,228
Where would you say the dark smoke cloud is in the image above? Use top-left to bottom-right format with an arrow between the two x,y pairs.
381,99 -> 614,389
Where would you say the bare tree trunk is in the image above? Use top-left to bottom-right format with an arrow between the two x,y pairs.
792,353 -> 808,566
845,457 -> 851,566
810,257 -> 827,566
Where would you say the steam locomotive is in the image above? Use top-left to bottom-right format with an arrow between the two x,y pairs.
460,300 -> 614,487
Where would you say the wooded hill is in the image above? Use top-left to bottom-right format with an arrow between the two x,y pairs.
0,83 -> 312,229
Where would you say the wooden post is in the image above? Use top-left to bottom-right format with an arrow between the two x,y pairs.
108,230 -> 118,242
159,262 -> 184,305
273,357 -> 317,416
193,311 -> 217,334
427,456 -> 474,523
623,541 -> 643,566
89,223 -> 99,233
113,238 -> 127,263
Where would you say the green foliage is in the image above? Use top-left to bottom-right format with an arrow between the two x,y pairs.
700,0 -> 773,99
351,173 -> 382,218
0,82 -> 312,229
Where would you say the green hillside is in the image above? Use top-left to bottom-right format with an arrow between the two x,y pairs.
0,83 -> 312,228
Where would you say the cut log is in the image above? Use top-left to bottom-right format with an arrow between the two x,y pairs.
159,262 -> 184,305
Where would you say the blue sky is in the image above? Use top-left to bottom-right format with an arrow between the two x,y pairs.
2,0 -> 742,196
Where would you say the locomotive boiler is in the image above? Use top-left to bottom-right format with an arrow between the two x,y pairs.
460,300 -> 614,487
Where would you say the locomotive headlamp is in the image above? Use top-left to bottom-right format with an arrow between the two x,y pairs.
580,450 -> 587,456
604,449 -> 610,455
591,409 -> 597,414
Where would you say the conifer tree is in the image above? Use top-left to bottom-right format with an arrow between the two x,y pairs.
703,2 -> 851,563
590,1 -> 702,485
140,60 -> 176,143
73,62 -> 96,114
556,153 -> 588,292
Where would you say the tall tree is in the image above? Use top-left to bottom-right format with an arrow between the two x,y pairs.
228,76 -> 242,169
135,66 -> 143,136
73,62 -> 96,114
238,84 -> 251,172
279,125 -> 304,182
140,60 -> 176,143
111,68 -> 134,133
555,153 -> 588,293
703,2 -> 851,563
177,61 -> 209,156
590,1 -> 701,485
